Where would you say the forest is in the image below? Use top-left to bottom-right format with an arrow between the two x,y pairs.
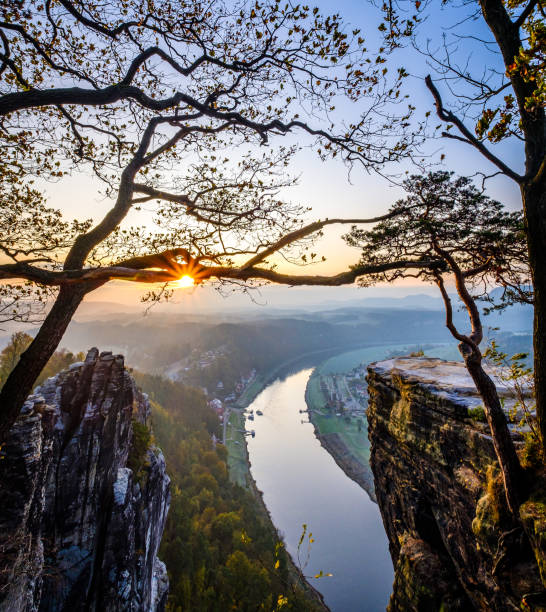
134,371 -> 324,612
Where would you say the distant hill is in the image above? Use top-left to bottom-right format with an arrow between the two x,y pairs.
353,294 -> 444,310
55,301 -> 531,378
2,290 -> 532,358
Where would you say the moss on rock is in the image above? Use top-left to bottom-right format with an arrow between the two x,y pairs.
520,499 -> 546,589
387,534 -> 470,611
127,419 -> 152,480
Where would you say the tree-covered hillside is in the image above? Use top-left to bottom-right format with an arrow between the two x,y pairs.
134,372 -> 323,611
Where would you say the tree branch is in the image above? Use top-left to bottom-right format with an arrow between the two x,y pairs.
462,257 -> 494,278
0,83 -> 182,116
425,75 -> 523,183
434,273 -> 477,350
132,183 -> 261,227
432,241 -> 483,348
514,0 -> 538,28
0,257 -> 445,287
56,0 -> 137,37
240,210 -> 410,270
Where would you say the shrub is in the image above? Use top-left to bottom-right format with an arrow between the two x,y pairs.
468,405 -> 487,423
128,420 -> 151,477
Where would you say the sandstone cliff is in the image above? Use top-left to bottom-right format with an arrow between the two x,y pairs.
367,357 -> 545,611
0,348 -> 170,611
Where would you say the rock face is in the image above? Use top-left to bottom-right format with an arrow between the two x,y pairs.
367,357 -> 544,612
0,348 -> 170,612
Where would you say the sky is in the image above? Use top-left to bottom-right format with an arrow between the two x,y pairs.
35,0 -> 525,312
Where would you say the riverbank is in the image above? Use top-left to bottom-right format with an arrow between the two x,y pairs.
224,345 -> 435,609
235,345 -> 364,408
225,408 -> 248,487
245,368 -> 394,610
304,345 -> 418,502
305,368 -> 377,502
247,466 -> 329,611
224,360 -> 331,610
230,343 -> 456,488
227,344 -> 378,486
229,345 -> 410,501
304,344 -> 458,504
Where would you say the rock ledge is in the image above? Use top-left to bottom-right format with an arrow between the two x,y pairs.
367,356 -> 542,611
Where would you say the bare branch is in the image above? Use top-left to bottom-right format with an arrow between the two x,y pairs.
425,75 -> 523,183
514,0 -> 538,28
241,210 -> 410,270
432,240 -> 483,347
434,272 -> 475,349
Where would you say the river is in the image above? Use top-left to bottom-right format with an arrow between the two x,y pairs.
246,368 -> 394,612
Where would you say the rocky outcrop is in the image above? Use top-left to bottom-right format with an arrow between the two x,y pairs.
367,357 -> 544,611
0,348 -> 170,611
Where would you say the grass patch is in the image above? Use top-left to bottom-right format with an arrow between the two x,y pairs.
312,411 -> 371,463
236,375 -> 267,407
225,409 -> 248,487
306,373 -> 327,412
306,366 -> 371,466
468,405 -> 487,423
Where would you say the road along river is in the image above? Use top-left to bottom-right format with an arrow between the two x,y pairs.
246,368 -> 393,612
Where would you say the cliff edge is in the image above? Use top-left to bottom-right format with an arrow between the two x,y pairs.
0,348 -> 170,611
367,356 -> 545,611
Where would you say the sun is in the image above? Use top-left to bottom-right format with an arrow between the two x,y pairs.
174,275 -> 195,288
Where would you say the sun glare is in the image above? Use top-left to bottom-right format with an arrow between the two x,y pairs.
174,275 -> 195,289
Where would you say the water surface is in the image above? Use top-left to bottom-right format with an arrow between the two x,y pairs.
246,368 -> 393,612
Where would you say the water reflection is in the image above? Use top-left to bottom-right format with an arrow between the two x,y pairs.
246,369 -> 393,612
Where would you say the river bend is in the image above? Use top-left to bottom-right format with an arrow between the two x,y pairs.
246,368 -> 393,612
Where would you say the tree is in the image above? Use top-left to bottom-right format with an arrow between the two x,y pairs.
0,332 -> 84,390
375,0 -> 545,452
0,0 -> 435,440
0,332 -> 32,389
222,549 -> 272,611
346,171 -> 530,513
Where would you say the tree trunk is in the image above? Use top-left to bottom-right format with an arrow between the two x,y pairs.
522,176 -> 546,454
0,284 -> 88,443
463,349 -> 523,515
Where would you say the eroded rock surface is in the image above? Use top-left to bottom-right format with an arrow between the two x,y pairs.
0,348 -> 170,611
367,357 -> 543,611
